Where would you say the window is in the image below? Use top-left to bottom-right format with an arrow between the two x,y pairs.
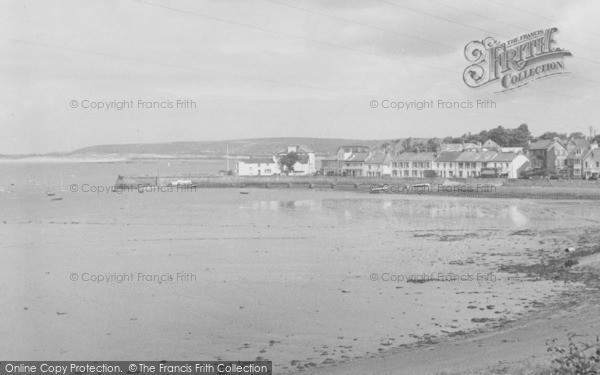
265,169 -> 271,174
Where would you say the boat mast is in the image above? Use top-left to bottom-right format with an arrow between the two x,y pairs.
226,143 -> 230,171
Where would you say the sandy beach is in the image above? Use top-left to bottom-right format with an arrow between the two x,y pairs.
2,171 -> 600,373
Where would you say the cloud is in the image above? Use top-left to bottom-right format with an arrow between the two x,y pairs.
1,0 -> 599,153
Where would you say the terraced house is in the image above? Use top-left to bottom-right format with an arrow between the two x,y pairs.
335,146 -> 371,177
391,152 -> 436,177
364,152 -> 392,177
433,150 -> 529,178
432,151 -> 462,178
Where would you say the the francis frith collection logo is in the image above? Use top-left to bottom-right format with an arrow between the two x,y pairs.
463,27 -> 572,92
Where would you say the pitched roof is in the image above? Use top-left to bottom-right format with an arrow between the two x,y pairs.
500,147 -> 524,153
567,146 -> 589,159
239,158 -> 275,164
493,152 -> 520,162
338,146 -> 370,153
455,151 -> 497,162
275,145 -> 314,155
440,143 -> 464,152
365,152 -> 389,164
392,152 -> 436,161
584,149 -> 600,161
482,140 -> 500,148
345,152 -> 370,162
434,151 -> 462,162
463,143 -> 481,150
529,139 -> 566,150
570,139 -> 590,148
297,145 -> 314,153
529,139 -> 553,150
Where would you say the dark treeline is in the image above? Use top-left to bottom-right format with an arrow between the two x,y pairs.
381,124 -> 598,154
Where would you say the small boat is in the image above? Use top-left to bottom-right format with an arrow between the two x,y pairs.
45,191 -> 56,197
50,197 -> 63,201
239,191 -> 250,195
412,183 -> 430,188
369,184 -> 389,193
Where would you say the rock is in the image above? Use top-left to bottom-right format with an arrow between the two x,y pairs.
564,259 -> 579,268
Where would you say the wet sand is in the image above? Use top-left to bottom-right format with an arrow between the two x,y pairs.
1,185 -> 600,373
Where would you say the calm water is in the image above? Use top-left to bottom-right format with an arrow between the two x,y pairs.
3,160 -> 600,371
0,159 -> 228,188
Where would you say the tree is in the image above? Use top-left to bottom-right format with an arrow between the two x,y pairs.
538,131 -> 567,140
278,152 -> 299,174
569,132 -> 586,139
427,138 -> 440,153
512,124 -> 532,146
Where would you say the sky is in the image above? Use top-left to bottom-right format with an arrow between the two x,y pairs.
1,0 -> 599,154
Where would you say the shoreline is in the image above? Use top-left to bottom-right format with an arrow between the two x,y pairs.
292,242 -> 600,375
115,175 -> 600,200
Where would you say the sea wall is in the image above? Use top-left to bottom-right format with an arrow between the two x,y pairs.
114,175 -> 600,200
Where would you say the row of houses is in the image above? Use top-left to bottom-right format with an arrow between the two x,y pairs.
529,138 -> 600,179
235,138 -> 600,179
322,144 -> 529,179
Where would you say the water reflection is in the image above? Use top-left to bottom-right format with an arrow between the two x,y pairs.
237,197 -> 599,228
239,199 -> 317,211
507,205 -> 528,227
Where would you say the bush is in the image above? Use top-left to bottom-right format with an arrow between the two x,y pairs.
546,333 -> 600,374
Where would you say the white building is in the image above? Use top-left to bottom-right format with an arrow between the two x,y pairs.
274,145 -> 316,175
236,157 -> 279,176
433,150 -> 530,178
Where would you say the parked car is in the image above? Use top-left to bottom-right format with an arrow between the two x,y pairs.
521,168 -> 568,180
520,168 -> 549,179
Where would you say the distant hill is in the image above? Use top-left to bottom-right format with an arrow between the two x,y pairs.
69,138 -> 395,157
1,137 -> 438,159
